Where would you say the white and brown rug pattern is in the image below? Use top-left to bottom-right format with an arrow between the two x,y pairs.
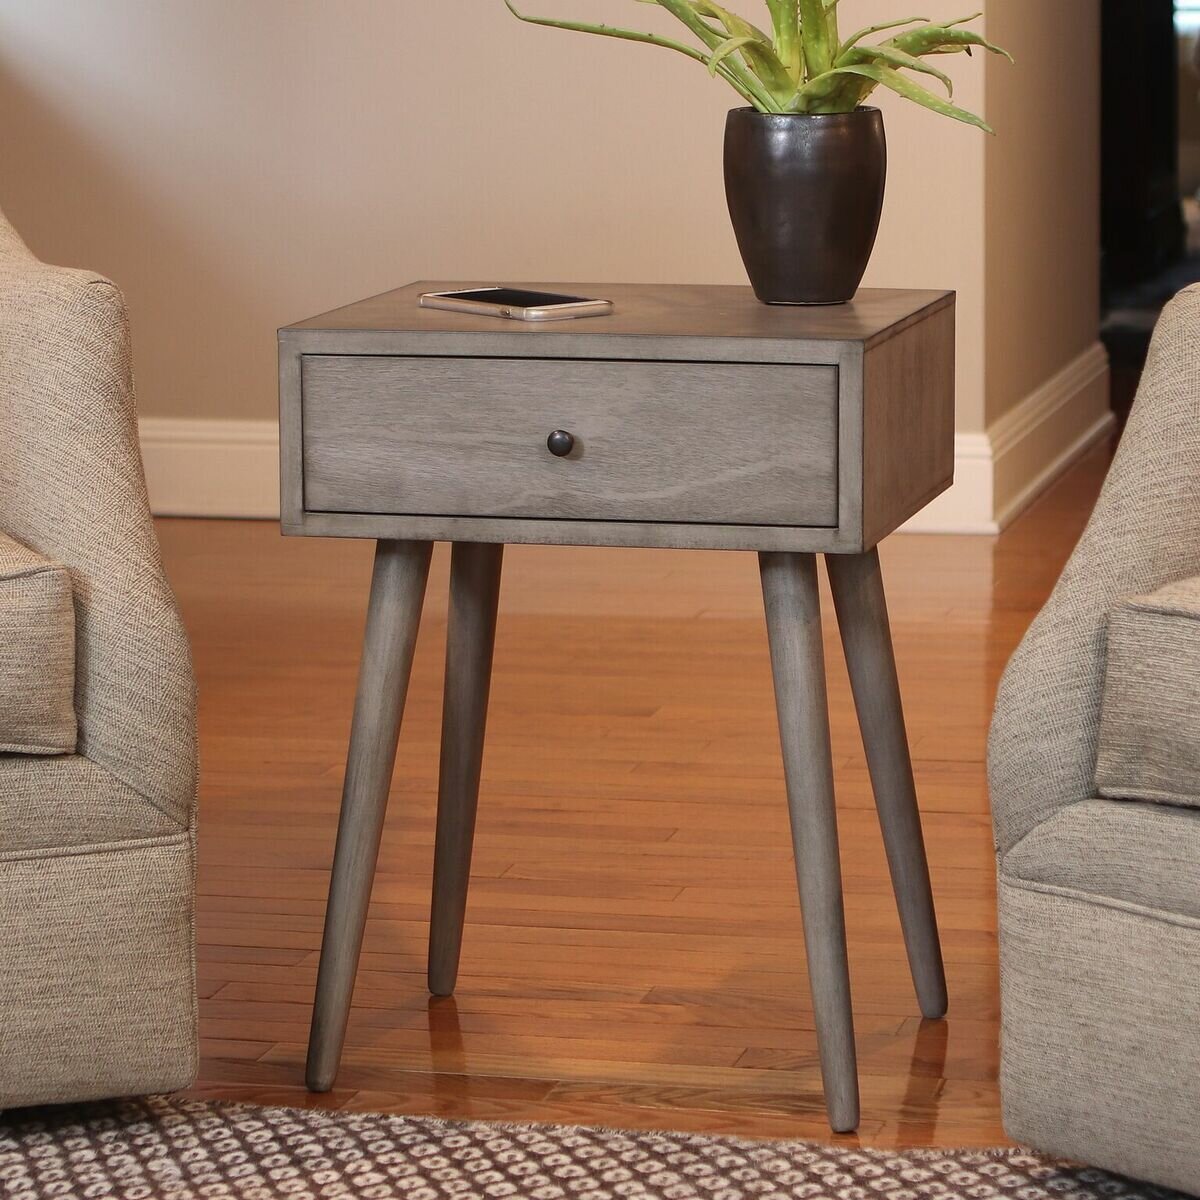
0,1095 -> 1189,1200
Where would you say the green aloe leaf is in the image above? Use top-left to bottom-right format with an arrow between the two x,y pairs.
763,0 -> 801,78
824,0 -> 841,52
838,16 -> 928,56
839,42 -> 954,96
798,0 -> 834,78
503,0 -> 709,64
688,0 -> 773,44
503,1 -> 1008,127
801,62 -> 993,130
632,0 -> 733,39
708,34 -> 760,75
890,22 -> 1013,62
501,0 -> 776,110
789,73 -> 867,111
646,0 -> 726,48
647,0 -> 787,108
689,0 -> 796,96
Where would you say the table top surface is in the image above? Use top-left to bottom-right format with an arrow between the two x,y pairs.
284,282 -> 953,348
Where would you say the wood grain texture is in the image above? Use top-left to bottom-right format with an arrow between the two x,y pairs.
827,550 -> 947,1021
301,356 -> 838,527
429,542 -> 504,997
289,291 -> 952,1129
306,540 -> 432,1091
760,552 -> 858,1132
283,282 -> 953,354
279,283 -> 955,553
164,443 -> 1110,1146
281,509 -> 862,555
861,304 -> 956,548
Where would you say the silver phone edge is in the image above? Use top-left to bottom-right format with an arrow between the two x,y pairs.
418,292 -> 614,322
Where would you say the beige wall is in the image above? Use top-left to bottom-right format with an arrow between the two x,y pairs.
0,2 -> 1099,443
983,0 -> 1101,427
0,1 -> 991,427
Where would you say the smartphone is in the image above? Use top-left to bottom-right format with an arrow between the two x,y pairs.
419,287 -> 614,322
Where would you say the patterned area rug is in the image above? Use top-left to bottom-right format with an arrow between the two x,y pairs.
0,1095 -> 1188,1200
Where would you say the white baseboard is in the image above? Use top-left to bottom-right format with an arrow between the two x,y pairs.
139,417 -> 280,519
989,341 -> 1113,529
140,343 -> 1112,533
900,431 -> 998,534
902,341 -> 1112,535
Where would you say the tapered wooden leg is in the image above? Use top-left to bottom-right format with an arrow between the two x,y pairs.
428,542 -> 504,997
759,551 -> 859,1134
306,539 -> 433,1092
826,548 -> 948,1020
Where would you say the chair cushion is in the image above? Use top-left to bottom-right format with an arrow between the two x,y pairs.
1096,575 -> 1200,809
1003,796 -> 1200,921
0,530 -> 76,753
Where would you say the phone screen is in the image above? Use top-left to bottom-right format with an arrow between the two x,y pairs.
438,288 -> 592,308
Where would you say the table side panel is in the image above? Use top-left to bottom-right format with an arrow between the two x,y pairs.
860,304 -> 956,547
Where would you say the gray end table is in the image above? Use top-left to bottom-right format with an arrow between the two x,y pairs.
279,282 -> 955,1132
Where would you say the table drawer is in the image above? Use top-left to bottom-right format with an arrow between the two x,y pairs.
301,356 -> 839,527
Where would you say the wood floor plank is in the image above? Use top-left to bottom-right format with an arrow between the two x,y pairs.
165,444 -> 1111,1146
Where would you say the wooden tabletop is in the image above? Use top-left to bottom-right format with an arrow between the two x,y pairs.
284,282 -> 953,351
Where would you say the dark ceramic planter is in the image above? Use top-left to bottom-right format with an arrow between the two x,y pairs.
724,107 -> 887,306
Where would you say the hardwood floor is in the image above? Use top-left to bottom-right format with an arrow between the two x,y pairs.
162,444 -> 1110,1147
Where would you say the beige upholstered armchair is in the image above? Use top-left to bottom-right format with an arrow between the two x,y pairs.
989,284 -> 1200,1195
0,210 -> 198,1107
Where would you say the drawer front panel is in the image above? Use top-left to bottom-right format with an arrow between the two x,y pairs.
301,356 -> 839,527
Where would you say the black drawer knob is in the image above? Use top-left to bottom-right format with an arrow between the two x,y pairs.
546,430 -> 575,458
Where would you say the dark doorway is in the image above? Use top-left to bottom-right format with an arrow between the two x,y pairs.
1101,0 -> 1200,421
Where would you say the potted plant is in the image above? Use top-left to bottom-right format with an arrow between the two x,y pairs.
504,1 -> 1010,305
